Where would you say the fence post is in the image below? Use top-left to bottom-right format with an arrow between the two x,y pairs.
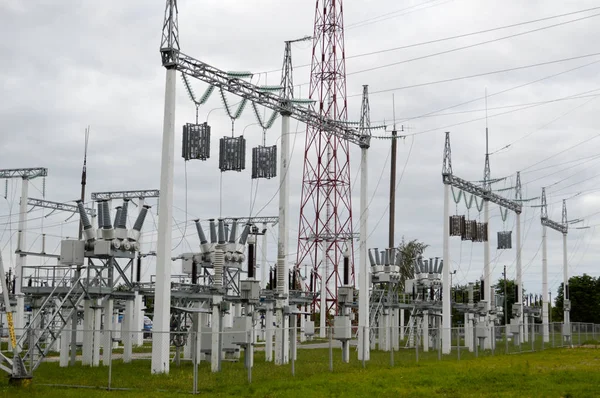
328,326 -> 333,372
390,325 -> 394,367
108,330 -> 113,391
505,324 -> 508,355
247,330 -> 252,384
291,326 -> 295,377
362,326 -> 366,369
457,327 -> 461,361
193,331 -> 199,393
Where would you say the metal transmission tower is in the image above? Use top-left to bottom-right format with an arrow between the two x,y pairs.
539,188 -> 569,343
296,0 -> 355,320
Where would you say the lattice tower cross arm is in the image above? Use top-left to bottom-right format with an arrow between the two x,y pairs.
27,198 -> 96,216
0,168 -> 48,179
91,190 -> 160,200
442,132 -> 452,183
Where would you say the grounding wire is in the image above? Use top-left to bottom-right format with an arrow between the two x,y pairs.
257,6 -> 600,76
345,13 -> 600,77
369,59 -> 600,127
490,94 -> 600,156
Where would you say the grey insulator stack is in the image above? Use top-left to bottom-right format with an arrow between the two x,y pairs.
374,248 -> 380,265
114,207 -> 122,230
217,219 -> 226,244
76,200 -> 95,242
429,258 -> 434,273
209,219 -> 217,243
117,199 -> 129,229
101,200 -> 114,240
368,249 -> 376,267
380,251 -> 386,265
102,201 -> 112,229
224,224 -> 230,241
194,219 -> 208,244
130,205 -> 150,242
97,201 -> 104,229
436,259 -> 443,274
228,220 -> 237,243
238,223 -> 251,245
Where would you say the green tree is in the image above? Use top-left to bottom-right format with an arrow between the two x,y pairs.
553,274 -> 600,324
396,237 -> 428,291
494,277 -> 519,325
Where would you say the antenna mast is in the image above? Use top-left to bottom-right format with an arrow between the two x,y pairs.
78,126 -> 90,240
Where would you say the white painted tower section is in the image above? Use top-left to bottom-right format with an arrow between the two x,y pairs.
516,212 -> 523,342
152,67 -> 177,374
442,182 -> 451,354
562,232 -> 569,336
357,146 -> 370,361
541,224 -> 549,342
15,177 -> 29,338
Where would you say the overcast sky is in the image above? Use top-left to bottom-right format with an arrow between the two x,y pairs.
1,0 -> 600,301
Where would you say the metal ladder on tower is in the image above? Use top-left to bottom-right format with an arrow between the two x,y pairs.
405,306 -> 419,348
14,267 -> 88,375
368,288 -> 385,345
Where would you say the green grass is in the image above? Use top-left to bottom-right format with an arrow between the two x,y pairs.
1,345 -> 600,397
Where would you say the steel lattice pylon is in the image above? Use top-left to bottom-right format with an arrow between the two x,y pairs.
296,0 -> 355,317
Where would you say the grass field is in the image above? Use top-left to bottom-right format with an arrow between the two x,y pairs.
1,345 -> 599,397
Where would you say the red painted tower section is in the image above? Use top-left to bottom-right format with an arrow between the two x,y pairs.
296,0 -> 355,316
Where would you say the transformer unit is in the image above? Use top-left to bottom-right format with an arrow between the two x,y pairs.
497,231 -> 512,249
251,145 -> 277,179
182,122 -> 211,161
219,136 -> 246,172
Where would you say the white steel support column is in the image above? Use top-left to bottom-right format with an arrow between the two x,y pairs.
542,225 -> 549,342
211,297 -> 222,373
60,320 -> 70,367
265,303 -> 274,362
102,299 -> 114,366
275,112 -> 290,365
442,182 -> 451,354
358,146 -> 370,361
123,300 -> 134,363
483,199 -> 492,349
423,311 -> 429,352
400,309 -> 405,340
152,67 -> 177,374
133,198 -> 144,347
392,308 -> 399,350
82,300 -> 93,365
92,305 -> 102,366
261,223 -> 268,289
14,177 -> 29,338
516,212 -> 523,342
562,232 -> 570,339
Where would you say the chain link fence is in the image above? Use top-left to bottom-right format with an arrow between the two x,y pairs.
2,321 -> 599,393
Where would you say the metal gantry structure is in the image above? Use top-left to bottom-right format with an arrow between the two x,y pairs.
155,0 -> 371,373
540,188 -> 570,343
442,132 -> 523,353
0,167 -> 48,349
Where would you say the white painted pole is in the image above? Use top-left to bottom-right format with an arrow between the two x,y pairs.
265,303 -> 273,361
562,232 -> 569,339
123,300 -> 133,363
319,242 -> 327,339
542,225 -> 549,342
442,183 -> 451,354
483,199 -> 491,349
102,299 -> 114,366
92,305 -> 102,366
516,212 -> 523,340
82,300 -> 93,365
15,177 -> 29,338
152,67 -> 177,374
133,197 -> 145,347
358,146 -> 370,361
275,113 -> 290,365
261,223 -> 268,289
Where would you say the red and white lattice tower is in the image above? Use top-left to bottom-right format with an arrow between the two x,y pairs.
296,0 -> 354,316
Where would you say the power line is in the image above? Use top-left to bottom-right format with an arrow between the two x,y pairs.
347,6 -> 600,59
389,59 -> 600,125
346,0 -> 449,30
521,133 -> 600,171
348,53 -> 600,97
346,12 -> 600,77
